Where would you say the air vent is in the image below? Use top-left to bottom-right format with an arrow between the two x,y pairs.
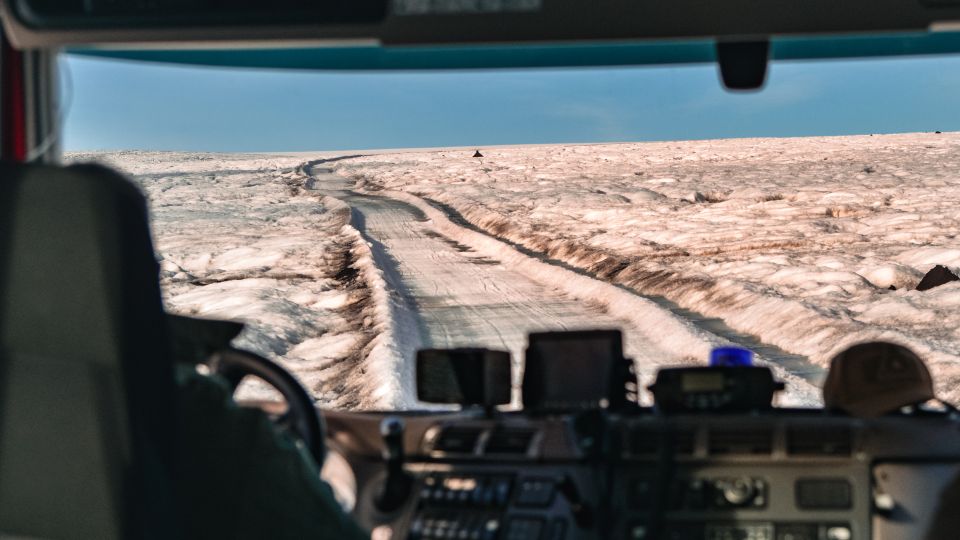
433,426 -> 483,454
787,426 -> 852,456
628,426 -> 695,456
708,426 -> 773,455
483,427 -> 535,455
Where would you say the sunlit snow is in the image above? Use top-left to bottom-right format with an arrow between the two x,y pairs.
333,133 -> 960,405
69,132 -> 960,408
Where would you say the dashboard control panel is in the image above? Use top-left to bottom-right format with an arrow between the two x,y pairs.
611,416 -> 871,540
626,521 -> 852,540
406,470 -> 581,540
323,410 -> 960,540
631,476 -> 769,511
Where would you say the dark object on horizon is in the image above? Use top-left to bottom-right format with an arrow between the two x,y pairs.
823,341 -> 935,418
888,285 -> 897,291
936,131 -> 943,134
473,150 -> 484,158
916,265 -> 960,291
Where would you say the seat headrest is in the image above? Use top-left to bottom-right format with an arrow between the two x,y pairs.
823,341 -> 935,418
0,164 -> 164,356
0,162 -> 176,539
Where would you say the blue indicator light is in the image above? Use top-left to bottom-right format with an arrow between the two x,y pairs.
710,347 -> 754,367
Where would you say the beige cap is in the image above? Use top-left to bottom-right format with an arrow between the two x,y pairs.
823,341 -> 935,418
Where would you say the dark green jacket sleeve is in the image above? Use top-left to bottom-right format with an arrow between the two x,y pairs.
926,472 -> 960,540
174,365 -> 369,540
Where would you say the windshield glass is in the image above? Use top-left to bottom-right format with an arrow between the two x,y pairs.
63,52 -> 960,410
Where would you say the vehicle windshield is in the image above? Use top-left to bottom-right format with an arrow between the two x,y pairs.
63,50 -> 960,410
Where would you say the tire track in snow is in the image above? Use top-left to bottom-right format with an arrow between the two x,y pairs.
306,162 -> 823,406
420,197 -> 826,385
307,164 -> 648,403
391,190 -> 822,405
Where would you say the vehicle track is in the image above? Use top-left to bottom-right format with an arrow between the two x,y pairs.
419,197 -> 826,388
307,165 -> 641,400
306,161 -> 824,405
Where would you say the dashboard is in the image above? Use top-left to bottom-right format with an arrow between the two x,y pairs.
322,409 -> 960,540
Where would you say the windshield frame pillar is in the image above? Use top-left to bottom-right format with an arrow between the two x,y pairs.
1,31 -> 59,164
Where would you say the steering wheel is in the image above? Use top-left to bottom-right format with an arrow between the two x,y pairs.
207,347 -> 327,467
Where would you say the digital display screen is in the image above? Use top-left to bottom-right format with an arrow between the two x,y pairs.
416,349 -> 511,406
681,372 -> 725,393
442,477 -> 478,491
523,330 -> 623,410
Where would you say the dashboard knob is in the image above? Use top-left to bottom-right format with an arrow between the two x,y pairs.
720,477 -> 756,506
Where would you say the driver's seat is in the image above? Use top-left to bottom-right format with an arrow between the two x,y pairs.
0,163 -> 178,539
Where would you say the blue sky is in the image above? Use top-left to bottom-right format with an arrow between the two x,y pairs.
63,53 -> 960,152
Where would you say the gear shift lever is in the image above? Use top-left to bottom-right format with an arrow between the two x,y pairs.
375,416 -> 413,512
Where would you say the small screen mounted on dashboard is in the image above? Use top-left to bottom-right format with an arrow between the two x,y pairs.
522,329 -> 627,412
681,372 -> 726,393
416,348 -> 511,407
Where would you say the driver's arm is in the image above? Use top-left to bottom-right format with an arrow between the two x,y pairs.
174,365 -> 369,540
926,471 -> 960,540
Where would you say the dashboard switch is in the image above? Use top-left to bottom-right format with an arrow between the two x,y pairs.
505,517 -> 544,540
557,475 -> 594,529
516,478 -> 557,507
721,477 -> 757,506
493,478 -> 513,507
686,479 -> 708,510
483,518 -> 501,540
825,526 -> 852,540
629,478 -> 654,509
796,479 -> 852,510
712,477 -> 767,509
547,519 -> 567,540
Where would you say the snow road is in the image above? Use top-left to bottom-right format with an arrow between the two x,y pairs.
308,166 -> 637,397
68,151 -> 825,408
332,134 -> 960,404
309,165 -> 823,406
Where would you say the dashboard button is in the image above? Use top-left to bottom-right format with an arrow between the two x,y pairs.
796,479 -> 852,510
775,523 -> 817,540
481,484 -> 496,506
470,483 -> 486,506
547,519 -> 567,540
493,478 -> 513,507
721,477 -> 756,506
505,517 -> 544,540
825,526 -> 852,540
516,478 -> 557,507
628,524 -> 648,539
686,479 -> 707,510
630,478 -> 654,509
482,519 -> 501,540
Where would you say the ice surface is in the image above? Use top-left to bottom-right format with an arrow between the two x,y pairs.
333,133 -> 960,404
66,151 -> 390,408
66,134 -> 960,408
